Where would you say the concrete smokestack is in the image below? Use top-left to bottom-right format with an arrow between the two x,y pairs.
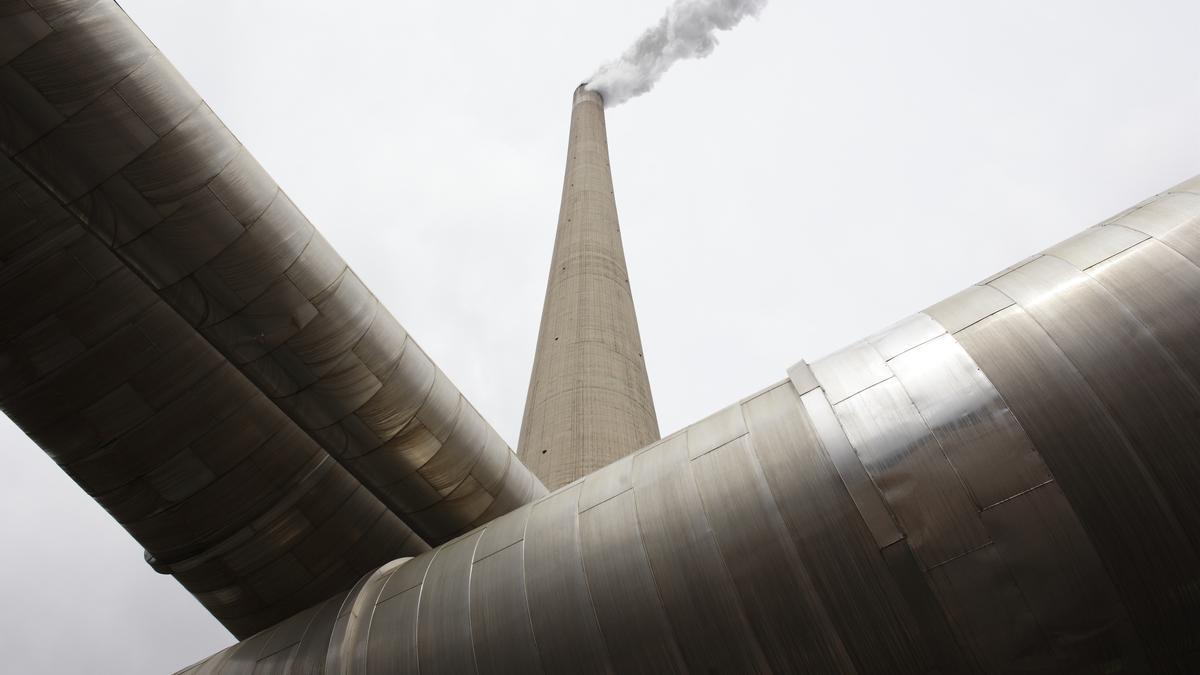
517,85 -> 661,489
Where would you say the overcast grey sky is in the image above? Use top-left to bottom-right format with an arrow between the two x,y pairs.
3,1 -> 1200,672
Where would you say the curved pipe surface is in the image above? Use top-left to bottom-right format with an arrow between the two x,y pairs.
0,154 -> 429,639
178,178 -> 1200,671
0,0 -> 546,546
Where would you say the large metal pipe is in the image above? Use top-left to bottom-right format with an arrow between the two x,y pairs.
517,85 -> 660,489
177,177 -> 1200,672
0,0 -> 546,546
0,153 -> 429,639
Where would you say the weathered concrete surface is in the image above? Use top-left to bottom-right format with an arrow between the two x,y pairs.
517,86 -> 660,489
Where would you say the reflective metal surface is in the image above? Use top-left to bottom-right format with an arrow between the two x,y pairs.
0,0 -> 546,554
184,174 -> 1200,672
0,154 -> 428,639
7,2 -> 1200,672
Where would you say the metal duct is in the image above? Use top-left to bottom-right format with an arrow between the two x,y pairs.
0,0 -> 546,547
177,178 -> 1200,672
0,153 -> 429,639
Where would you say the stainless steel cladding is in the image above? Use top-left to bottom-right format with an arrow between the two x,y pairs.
516,85 -> 661,490
6,2 -> 1200,673
0,0 -> 546,552
0,153 -> 429,639
182,178 -> 1200,671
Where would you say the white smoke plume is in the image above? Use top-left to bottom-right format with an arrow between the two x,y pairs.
585,0 -> 769,107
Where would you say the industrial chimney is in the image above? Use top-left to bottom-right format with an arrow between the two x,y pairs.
517,85 -> 661,489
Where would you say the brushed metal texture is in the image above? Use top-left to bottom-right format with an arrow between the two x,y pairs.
416,532 -> 484,675
685,402 -> 747,460
990,255 -> 1200,549
834,378 -> 990,568
1043,224 -> 1149,270
0,2 -> 546,552
522,484 -> 611,673
691,435 -> 856,672
0,164 -> 427,639
469,543 -> 544,675
925,543 -> 1052,672
1087,239 -> 1200,395
15,5 -> 1200,672
800,387 -> 904,548
579,490 -> 686,673
923,284 -> 1014,334
878,540 -> 978,674
743,384 -> 929,673
982,482 -> 1146,671
866,313 -> 946,360
810,340 -> 892,404
958,305 -> 1200,662
631,434 -> 769,672
887,334 -> 1051,508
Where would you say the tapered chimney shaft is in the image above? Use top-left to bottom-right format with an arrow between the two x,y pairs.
517,85 -> 660,489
